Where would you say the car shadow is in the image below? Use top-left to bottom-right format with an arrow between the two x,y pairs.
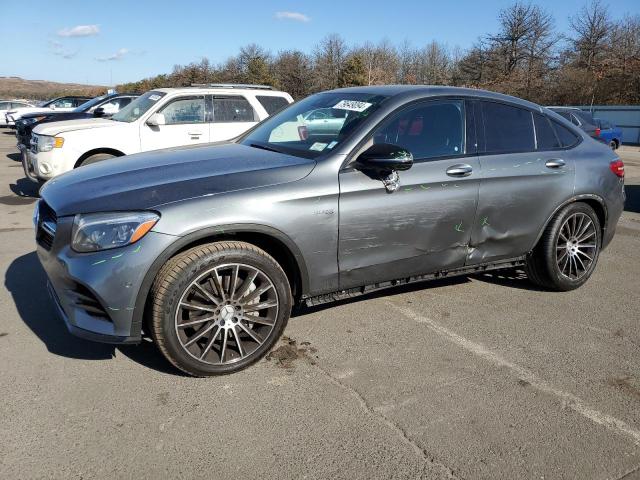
624,184 -> 640,214
470,267 -> 548,291
6,152 -> 20,162
5,251 -> 182,375
9,178 -> 40,198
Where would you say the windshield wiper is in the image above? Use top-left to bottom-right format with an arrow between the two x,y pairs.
249,143 -> 282,154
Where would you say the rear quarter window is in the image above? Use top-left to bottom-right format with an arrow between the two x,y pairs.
256,95 -> 290,115
533,113 -> 561,150
213,96 -> 256,122
551,121 -> 580,148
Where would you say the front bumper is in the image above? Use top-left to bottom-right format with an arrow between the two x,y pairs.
37,212 -> 177,343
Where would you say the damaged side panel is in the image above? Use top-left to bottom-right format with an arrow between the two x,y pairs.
338,157 -> 480,290
467,150 -> 576,264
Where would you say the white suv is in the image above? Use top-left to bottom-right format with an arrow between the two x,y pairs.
26,85 -> 293,182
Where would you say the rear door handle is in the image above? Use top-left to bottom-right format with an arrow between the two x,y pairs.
545,159 -> 565,168
188,132 -> 202,136
446,164 -> 473,177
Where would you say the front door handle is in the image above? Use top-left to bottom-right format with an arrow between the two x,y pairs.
545,159 -> 565,168
188,132 -> 202,136
446,164 -> 473,177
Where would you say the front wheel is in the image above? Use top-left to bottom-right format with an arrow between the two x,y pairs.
78,153 -> 115,167
150,241 -> 292,376
525,203 -> 601,291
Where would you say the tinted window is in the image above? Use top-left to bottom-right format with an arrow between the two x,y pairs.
11,102 -> 30,109
213,96 -> 256,122
0,102 -> 9,109
551,121 -> 580,148
533,113 -> 561,150
256,95 -> 289,115
574,111 -> 595,125
373,100 -> 465,160
117,97 -> 133,108
482,102 -> 535,153
160,96 -> 205,124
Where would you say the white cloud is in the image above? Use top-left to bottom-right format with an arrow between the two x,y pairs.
48,40 -> 78,59
57,25 -> 100,37
95,48 -> 129,62
275,11 -> 310,22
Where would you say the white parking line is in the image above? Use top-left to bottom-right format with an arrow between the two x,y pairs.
385,300 -> 640,446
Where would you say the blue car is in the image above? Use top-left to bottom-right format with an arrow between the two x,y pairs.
594,118 -> 622,150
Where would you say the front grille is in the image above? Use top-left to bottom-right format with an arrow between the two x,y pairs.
67,283 -> 112,321
36,201 -> 57,250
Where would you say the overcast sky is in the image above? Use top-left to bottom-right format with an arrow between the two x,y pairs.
2,0 -> 638,86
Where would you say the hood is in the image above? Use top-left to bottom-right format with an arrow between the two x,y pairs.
41,143 -> 316,217
33,117 -> 115,136
21,110 -> 85,121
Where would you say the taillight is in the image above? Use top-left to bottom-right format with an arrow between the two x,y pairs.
609,159 -> 624,178
595,127 -> 601,137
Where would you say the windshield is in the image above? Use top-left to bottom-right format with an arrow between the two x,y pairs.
112,91 -> 166,122
73,95 -> 107,113
240,92 -> 388,158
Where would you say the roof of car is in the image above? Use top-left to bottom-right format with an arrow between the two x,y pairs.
325,85 -> 544,110
152,86 -> 288,95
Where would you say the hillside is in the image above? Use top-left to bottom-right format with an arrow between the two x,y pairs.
0,76 -> 107,101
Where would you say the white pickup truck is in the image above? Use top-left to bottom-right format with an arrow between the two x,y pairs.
26,85 -> 293,182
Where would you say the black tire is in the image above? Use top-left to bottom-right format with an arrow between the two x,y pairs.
78,153 -> 115,167
525,202 -> 601,291
609,140 -> 617,150
150,241 -> 292,376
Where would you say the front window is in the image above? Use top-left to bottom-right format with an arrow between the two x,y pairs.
241,92 -> 388,159
160,96 -> 206,124
112,91 -> 166,123
74,95 -> 108,112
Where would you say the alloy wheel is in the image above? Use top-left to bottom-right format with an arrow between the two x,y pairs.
556,212 -> 597,280
174,263 -> 279,365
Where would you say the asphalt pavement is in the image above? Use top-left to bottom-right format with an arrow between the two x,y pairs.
1,130 -> 639,479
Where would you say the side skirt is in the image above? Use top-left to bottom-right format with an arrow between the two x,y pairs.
304,256 -> 526,307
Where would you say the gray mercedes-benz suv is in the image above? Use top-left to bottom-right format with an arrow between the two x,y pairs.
35,86 -> 625,376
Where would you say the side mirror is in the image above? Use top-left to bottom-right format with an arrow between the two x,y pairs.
93,107 -> 105,117
354,143 -> 413,173
146,113 -> 165,127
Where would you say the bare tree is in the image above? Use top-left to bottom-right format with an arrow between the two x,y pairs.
312,34 -> 349,90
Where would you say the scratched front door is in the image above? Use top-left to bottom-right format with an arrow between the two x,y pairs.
337,99 -> 481,290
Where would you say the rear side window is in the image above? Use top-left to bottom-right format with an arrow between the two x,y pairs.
160,96 -> 206,124
213,96 -> 256,123
551,121 -> 580,148
482,102 -> 535,154
533,113 -> 561,150
256,95 -> 289,115
372,100 -> 465,161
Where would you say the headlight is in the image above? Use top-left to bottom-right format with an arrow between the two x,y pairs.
72,211 -> 159,253
37,134 -> 64,152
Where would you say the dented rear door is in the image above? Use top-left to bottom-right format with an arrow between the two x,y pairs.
337,98 -> 480,289
467,101 -> 576,264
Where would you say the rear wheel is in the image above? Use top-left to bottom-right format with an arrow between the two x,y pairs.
525,203 -> 601,291
150,241 -> 292,376
78,153 -> 115,167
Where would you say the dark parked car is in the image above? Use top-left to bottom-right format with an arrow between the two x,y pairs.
547,107 -> 604,144
594,118 -> 623,150
15,93 -> 138,152
36,86 -> 625,376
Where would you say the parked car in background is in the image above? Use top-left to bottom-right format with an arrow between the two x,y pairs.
594,118 -> 622,150
5,96 -> 92,127
547,107 -> 604,144
0,99 -> 34,126
25,85 -> 292,182
35,86 -> 625,376
16,93 -> 139,173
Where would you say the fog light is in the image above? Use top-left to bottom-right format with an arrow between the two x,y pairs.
39,163 -> 52,175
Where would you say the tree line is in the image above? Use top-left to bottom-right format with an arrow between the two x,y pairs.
117,0 -> 640,106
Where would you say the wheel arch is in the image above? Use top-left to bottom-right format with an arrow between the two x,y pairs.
530,194 -> 607,252
131,224 -> 310,337
74,148 -> 125,168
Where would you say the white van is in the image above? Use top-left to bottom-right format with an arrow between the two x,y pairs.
26,85 -> 293,181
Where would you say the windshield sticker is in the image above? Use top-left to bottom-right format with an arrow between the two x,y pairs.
327,140 -> 338,149
332,100 -> 372,112
309,142 -> 328,152
148,94 -> 161,101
